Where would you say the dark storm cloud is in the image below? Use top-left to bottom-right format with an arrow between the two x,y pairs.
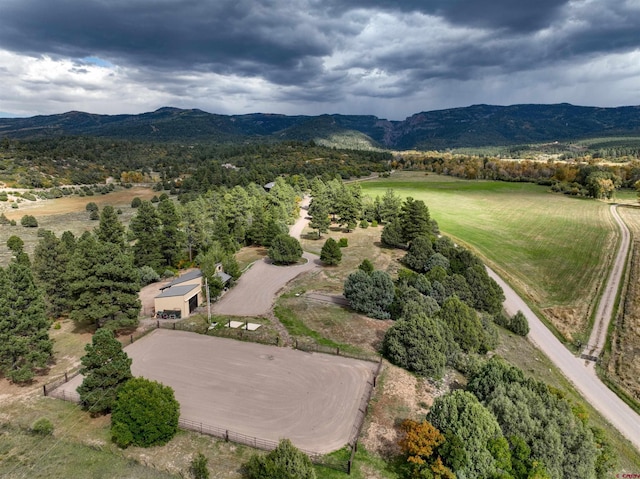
327,0 -> 570,32
0,0 -> 340,84
0,0 -> 639,117
1,0 -> 640,86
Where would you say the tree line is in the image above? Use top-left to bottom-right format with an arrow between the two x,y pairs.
332,191 -> 615,478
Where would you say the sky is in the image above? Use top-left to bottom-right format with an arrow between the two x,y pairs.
0,0 -> 639,120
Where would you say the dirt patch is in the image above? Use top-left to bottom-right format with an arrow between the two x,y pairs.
1,186 -> 157,219
361,363 -> 440,458
542,306 -> 582,342
138,277 -> 173,318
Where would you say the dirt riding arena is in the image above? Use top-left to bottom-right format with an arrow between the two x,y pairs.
56,328 -> 377,454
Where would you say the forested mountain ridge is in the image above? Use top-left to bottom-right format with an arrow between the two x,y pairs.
2,103 -> 640,149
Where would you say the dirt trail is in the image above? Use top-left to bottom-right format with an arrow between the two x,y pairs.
487,204 -> 640,452
582,204 -> 630,362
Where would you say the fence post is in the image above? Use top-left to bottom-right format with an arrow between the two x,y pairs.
64,371 -> 68,382
347,459 -> 352,475
157,320 -> 159,328
337,347 -> 340,355
173,322 -> 176,330
225,430 -> 229,442
130,335 -> 133,344
43,384 -> 47,396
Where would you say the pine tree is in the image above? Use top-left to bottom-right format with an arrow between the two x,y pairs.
157,198 -> 185,267
95,205 -> 126,248
32,231 -> 74,317
320,237 -> 342,265
77,328 -> 132,414
308,195 -> 331,238
0,263 -> 53,383
68,234 -> 141,328
129,200 -> 164,271
401,197 -> 432,243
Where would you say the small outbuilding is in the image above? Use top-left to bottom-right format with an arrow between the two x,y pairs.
155,269 -> 204,319
154,267 -> 231,319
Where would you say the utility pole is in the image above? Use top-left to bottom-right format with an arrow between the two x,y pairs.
205,277 -> 211,324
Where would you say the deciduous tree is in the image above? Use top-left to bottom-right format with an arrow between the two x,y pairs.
111,377 -> 180,448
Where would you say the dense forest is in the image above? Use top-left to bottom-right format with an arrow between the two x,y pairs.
0,137 -> 392,188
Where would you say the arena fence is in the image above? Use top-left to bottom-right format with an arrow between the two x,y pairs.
42,324 -> 385,475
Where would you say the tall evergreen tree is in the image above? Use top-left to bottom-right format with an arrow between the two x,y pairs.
308,195 -> 331,238
77,328 -> 132,414
401,197 -> 432,243
129,200 -> 164,271
33,231 -> 73,317
0,263 -> 53,383
95,205 -> 126,248
68,234 -> 141,328
157,198 -> 186,267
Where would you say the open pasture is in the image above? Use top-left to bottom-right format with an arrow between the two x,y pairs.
0,186 -> 156,266
361,172 -> 617,340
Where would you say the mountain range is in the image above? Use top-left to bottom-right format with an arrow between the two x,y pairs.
1,103 -> 640,149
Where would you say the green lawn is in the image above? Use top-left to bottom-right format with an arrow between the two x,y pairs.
361,172 -> 616,341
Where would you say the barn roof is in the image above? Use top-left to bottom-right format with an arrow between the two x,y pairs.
161,269 -> 203,290
155,284 -> 199,299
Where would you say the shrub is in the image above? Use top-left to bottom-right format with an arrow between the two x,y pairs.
20,215 -> 38,227
151,195 -> 160,203
190,452 -> 210,479
111,377 -> 180,448
359,219 -> 369,229
139,265 -> 161,286
320,237 -> 342,265
31,417 -> 54,436
509,311 -> 530,336
22,192 -> 37,201
244,438 -> 316,479
338,237 -> 348,247
85,202 -> 99,212
344,269 -> 395,319
268,234 -> 303,265
131,197 -> 142,208
371,219 -> 378,227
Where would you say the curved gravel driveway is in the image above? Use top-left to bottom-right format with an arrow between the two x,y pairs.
213,197 -> 319,317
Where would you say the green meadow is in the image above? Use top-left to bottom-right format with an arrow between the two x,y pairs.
361,172 -> 616,342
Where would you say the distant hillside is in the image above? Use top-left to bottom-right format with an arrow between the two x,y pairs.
1,103 -> 640,149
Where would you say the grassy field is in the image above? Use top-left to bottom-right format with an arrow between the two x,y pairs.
0,186 -> 157,266
602,206 -> 640,403
360,171 -> 617,342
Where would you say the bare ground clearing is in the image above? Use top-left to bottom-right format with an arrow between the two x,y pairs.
0,186 -> 157,218
55,328 -> 377,455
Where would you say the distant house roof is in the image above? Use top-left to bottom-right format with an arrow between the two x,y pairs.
160,269 -> 203,290
264,181 -> 276,191
155,284 -> 199,299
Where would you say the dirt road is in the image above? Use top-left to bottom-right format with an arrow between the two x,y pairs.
487,266 -> 640,452
213,196 -> 319,317
582,205 -> 630,362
